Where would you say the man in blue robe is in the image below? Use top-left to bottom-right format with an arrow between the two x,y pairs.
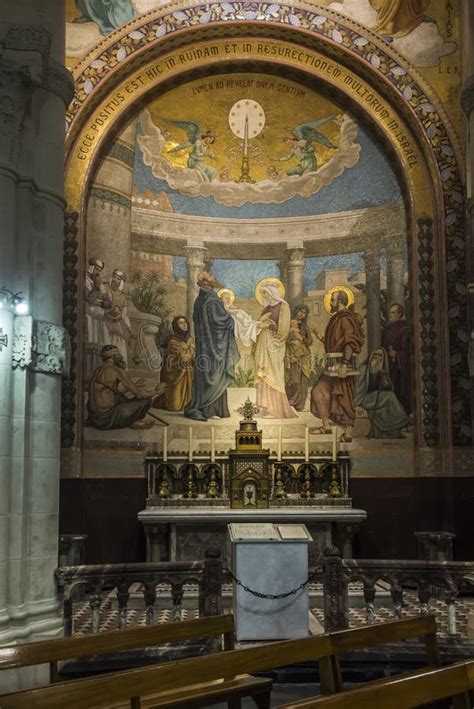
184,272 -> 240,421
74,0 -> 136,35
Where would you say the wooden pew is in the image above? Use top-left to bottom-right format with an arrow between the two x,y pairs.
0,614 -> 444,708
278,659 -> 474,708
0,634 -> 337,708
0,613 -> 273,707
327,614 -> 441,690
0,613 -> 238,684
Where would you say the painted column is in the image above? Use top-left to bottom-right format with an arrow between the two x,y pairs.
386,241 -> 405,314
285,244 -> 305,307
364,251 -> 382,354
0,3 -> 74,654
185,244 -> 207,324
277,258 -> 288,293
85,119 -> 137,275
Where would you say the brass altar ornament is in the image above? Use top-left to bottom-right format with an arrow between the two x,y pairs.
158,474 -> 170,499
328,462 -> 342,498
206,465 -> 219,498
273,467 -> 287,498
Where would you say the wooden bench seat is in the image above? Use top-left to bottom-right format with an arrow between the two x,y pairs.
106,676 -> 272,709
0,634 -> 337,708
0,614 -> 444,708
327,614 -> 441,690
278,659 -> 474,708
0,613 -> 273,709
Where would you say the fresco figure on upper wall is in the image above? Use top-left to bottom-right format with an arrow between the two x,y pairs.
285,305 -> 313,412
155,316 -> 195,412
184,272 -> 240,421
74,0 -> 136,35
310,288 -> 365,442
218,289 -> 260,348
85,258 -> 111,382
278,116 -> 338,176
328,0 -> 456,67
355,347 -> 409,438
254,280 -> 297,419
383,302 -> 412,415
138,108 -> 360,207
87,345 -> 166,429
164,119 -> 217,182
104,269 -> 132,366
370,0 -> 430,38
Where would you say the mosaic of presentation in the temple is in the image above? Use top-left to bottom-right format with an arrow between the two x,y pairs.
83,70 -> 414,476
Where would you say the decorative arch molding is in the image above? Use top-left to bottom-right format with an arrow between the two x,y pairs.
63,3 -> 470,466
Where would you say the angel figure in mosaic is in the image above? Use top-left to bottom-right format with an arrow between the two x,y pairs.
278,115 -> 340,176
162,118 -> 217,182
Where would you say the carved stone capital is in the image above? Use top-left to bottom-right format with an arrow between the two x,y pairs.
46,60 -> 75,107
31,320 -> 70,375
12,315 -> 33,368
363,250 -> 381,272
461,74 -> 474,116
285,245 -> 305,268
0,60 -> 33,166
12,317 -> 70,375
3,24 -> 51,60
0,25 -> 74,112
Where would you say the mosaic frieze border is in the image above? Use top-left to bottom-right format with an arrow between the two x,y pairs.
66,2 -> 470,444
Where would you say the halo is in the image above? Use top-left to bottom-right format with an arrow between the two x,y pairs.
323,286 -> 355,314
255,278 -> 286,305
217,288 -> 235,305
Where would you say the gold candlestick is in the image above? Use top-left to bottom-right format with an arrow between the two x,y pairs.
207,465 -> 219,498
159,473 -> 170,499
300,466 -> 313,499
274,467 -> 287,498
328,461 -> 341,498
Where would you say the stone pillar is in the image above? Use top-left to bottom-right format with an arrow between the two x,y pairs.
461,1 -> 474,436
285,244 -> 305,307
386,241 -> 405,313
185,244 -> 207,324
0,5 -> 74,655
86,119 -> 137,275
364,251 -> 382,353
0,307 -> 14,632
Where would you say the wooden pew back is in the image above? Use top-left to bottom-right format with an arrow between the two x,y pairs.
0,614 -> 444,708
0,614 -> 235,684
328,614 -> 440,690
0,634 -> 335,708
278,660 -> 474,708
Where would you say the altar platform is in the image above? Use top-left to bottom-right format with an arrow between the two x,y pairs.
138,506 -> 367,566
138,399 -> 367,565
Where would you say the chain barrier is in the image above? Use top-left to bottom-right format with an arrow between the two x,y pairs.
224,567 -> 321,600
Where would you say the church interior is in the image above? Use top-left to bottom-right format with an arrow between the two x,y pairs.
1,0 -> 474,705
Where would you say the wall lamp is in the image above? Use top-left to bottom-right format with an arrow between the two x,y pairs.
0,286 -> 28,315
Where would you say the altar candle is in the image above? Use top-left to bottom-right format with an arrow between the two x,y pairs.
305,426 -> 309,463
332,426 -> 337,462
188,426 -> 193,462
163,426 -> 168,463
211,426 -> 215,463
277,426 -> 282,461
243,113 -> 249,157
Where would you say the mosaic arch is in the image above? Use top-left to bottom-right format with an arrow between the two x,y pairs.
62,3 -> 469,477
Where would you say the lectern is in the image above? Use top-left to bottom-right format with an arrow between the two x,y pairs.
228,522 -> 312,641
